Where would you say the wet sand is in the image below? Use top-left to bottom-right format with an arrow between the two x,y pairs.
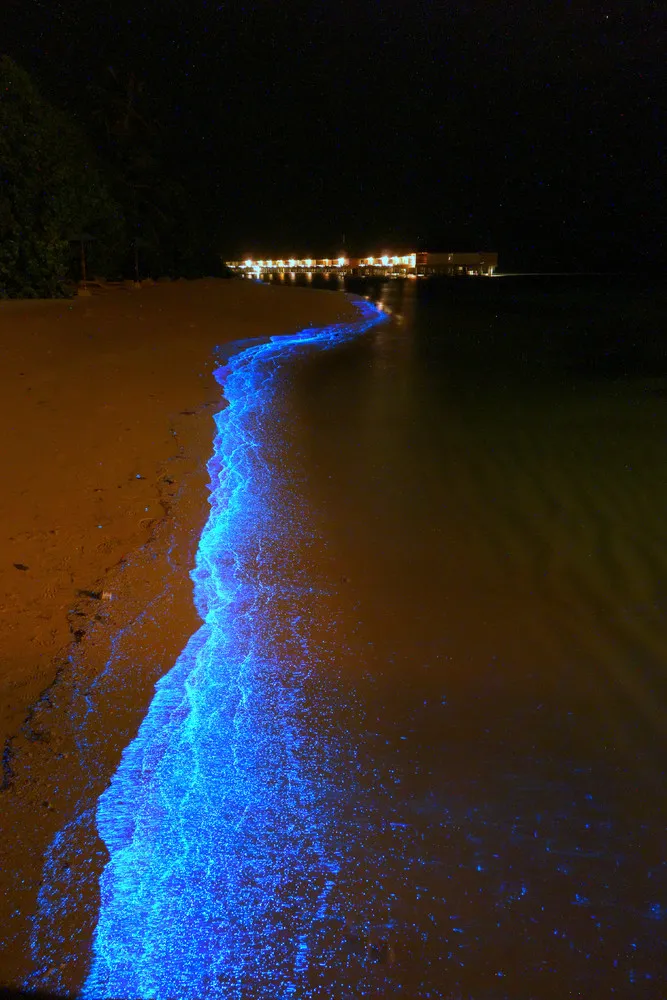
0,279 -> 357,989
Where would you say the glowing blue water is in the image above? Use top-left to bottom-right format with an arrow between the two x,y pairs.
82,301 -> 384,999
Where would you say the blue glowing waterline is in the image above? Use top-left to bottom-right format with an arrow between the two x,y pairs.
82,300 -> 385,999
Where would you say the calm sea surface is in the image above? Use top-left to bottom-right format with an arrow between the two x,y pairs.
269,275 -> 667,997
31,276 -> 665,998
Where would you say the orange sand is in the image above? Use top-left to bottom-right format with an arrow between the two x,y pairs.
0,278 -> 357,989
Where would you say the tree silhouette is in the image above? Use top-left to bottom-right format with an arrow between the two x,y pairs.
0,57 -> 124,297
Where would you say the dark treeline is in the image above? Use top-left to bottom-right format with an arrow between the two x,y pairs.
0,56 -> 224,298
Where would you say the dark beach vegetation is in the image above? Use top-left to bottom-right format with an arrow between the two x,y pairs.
0,56 -> 223,298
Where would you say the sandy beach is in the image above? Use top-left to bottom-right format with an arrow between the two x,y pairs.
0,278 -> 357,990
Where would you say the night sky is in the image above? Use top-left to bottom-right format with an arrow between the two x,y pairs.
4,0 -> 665,270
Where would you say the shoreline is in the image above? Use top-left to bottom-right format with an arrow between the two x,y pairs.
0,278 -> 358,989
81,301 -> 384,997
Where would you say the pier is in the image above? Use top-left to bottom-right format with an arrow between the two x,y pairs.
226,251 -> 498,278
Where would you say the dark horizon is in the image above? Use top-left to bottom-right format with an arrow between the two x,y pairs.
3,0 -> 664,274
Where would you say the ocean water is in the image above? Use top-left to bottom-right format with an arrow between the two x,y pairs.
275,275 -> 667,997
34,277 -> 666,998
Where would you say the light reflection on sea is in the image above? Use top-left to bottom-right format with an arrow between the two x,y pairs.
283,275 -> 667,996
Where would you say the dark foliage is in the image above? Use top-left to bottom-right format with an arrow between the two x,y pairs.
0,58 -> 224,297
85,66 -> 213,279
0,57 -> 126,298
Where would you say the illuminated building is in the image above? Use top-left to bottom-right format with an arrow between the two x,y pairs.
416,251 -> 498,276
226,251 -> 498,276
